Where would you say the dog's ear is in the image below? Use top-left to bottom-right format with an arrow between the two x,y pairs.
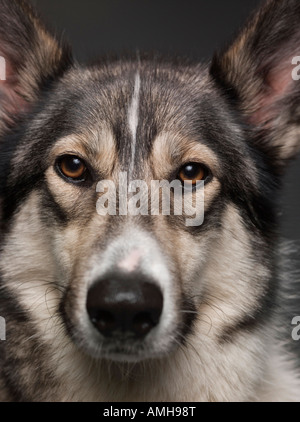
210,0 -> 300,170
0,0 -> 72,132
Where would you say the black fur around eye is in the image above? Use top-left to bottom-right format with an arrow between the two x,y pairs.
56,155 -> 89,183
178,162 -> 210,185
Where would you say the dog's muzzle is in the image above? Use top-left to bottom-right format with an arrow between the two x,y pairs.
86,272 -> 164,339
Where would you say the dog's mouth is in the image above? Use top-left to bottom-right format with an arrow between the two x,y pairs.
67,317 -> 179,364
84,336 -> 165,363
72,322 -> 183,363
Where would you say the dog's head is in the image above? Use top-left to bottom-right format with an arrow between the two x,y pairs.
0,0 -> 300,365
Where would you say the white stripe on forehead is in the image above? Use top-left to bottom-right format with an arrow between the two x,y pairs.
128,72 -> 141,176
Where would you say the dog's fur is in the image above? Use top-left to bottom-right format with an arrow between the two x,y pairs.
0,0 -> 300,402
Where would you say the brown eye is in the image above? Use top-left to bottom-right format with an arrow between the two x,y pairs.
178,163 -> 208,185
57,155 -> 87,181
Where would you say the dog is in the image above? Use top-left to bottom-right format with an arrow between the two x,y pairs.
0,0 -> 300,402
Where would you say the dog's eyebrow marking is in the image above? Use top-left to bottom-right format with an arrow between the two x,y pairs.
128,72 -> 141,175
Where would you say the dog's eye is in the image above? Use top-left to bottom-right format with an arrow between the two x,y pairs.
57,155 -> 87,181
178,163 -> 208,185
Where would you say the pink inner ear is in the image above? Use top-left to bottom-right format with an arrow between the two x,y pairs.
268,63 -> 293,97
250,60 -> 295,126
0,60 -> 29,123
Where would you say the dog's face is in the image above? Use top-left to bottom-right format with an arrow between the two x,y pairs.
3,61 -> 243,362
1,0 -> 300,367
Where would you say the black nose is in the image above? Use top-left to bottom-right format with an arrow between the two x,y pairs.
86,273 -> 163,338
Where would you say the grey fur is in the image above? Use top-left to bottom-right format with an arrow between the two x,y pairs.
0,0 -> 300,402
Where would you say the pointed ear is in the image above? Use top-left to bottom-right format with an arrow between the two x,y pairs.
210,0 -> 300,170
0,0 -> 72,132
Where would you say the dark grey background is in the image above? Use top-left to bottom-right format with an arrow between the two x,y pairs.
32,0 -> 300,243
